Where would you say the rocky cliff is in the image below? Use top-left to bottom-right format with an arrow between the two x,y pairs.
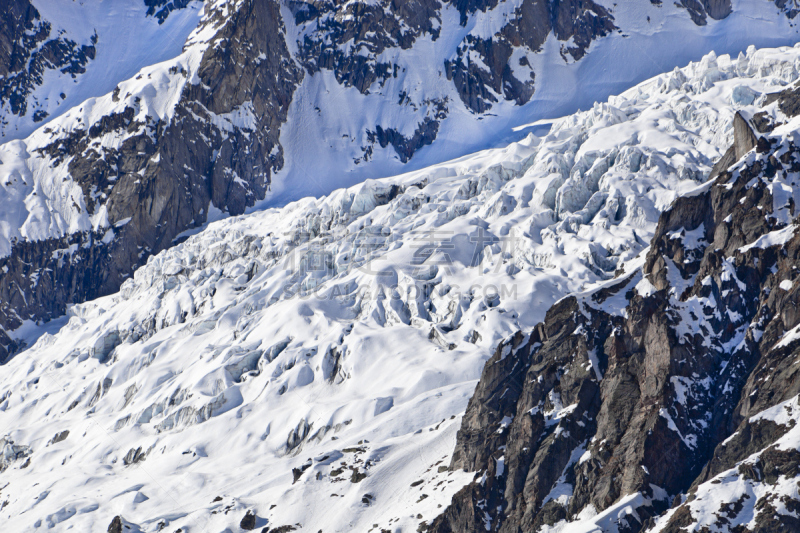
429,85 -> 800,532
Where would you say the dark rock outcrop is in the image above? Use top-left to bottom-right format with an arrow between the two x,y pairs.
708,111 -> 757,180
0,0 -> 96,125
123,446 -> 146,466
0,230 -> 114,362
291,0 -> 452,159
445,0 -> 615,113
290,0 -> 617,125
48,430 -> 69,445
240,510 -> 257,530
144,0 -> 195,24
107,515 -> 123,533
677,0 -> 798,24
676,0 -> 732,26
292,0 -> 443,94
367,111 -> 445,164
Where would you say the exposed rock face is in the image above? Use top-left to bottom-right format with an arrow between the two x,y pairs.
445,0 -> 615,113
123,446 -> 146,466
0,0 -> 96,123
675,0 -> 798,25
240,510 -> 257,530
0,1 -> 202,138
145,0 -> 196,23
0,230 -> 113,362
292,0 -> 443,93
675,0 -> 732,26
708,111 -> 757,179
290,0 -> 451,160
430,93 -> 800,531
773,0 -> 800,19
366,102 -> 447,163
107,516 -> 122,533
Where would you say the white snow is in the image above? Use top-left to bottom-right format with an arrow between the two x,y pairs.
540,491 -> 666,533
739,224 -> 798,254
778,324 -> 800,349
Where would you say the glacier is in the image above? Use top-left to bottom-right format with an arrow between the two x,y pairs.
2,43 -> 800,531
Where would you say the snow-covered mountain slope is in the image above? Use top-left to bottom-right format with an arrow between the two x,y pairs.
1,0 -> 800,347
270,0 -> 800,203
0,0 -> 204,140
1,44 -> 800,532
